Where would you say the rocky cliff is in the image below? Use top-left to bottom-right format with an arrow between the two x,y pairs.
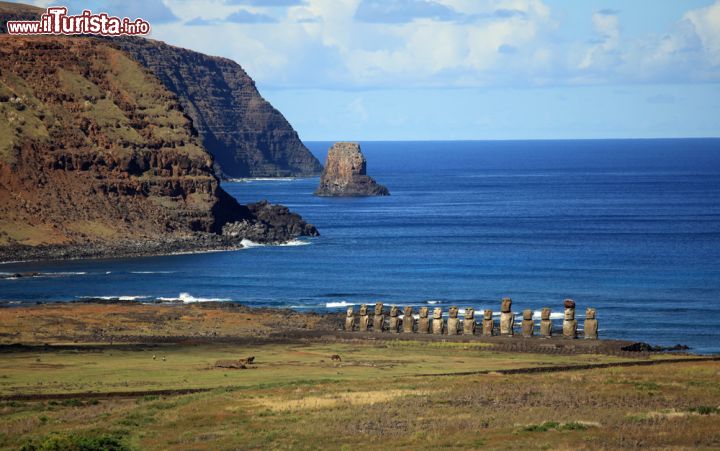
0,36 -> 317,260
0,2 -> 322,178
315,142 -> 389,197
111,38 -> 322,178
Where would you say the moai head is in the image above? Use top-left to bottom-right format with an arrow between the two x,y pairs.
432,307 -> 442,319
419,307 -> 429,318
448,306 -> 459,318
465,308 -> 475,320
501,297 -> 512,313
359,304 -> 368,316
390,306 -> 399,317
564,308 -> 575,320
541,307 -> 551,321
564,299 -> 576,309
374,302 -> 384,315
523,309 -> 533,321
346,307 -> 354,317
586,308 -> 596,319
483,309 -> 493,320
403,306 -> 413,317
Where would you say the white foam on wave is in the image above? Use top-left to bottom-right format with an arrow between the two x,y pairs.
532,310 -> 565,320
326,301 -> 354,308
241,238 -> 311,248
226,177 -> 302,183
130,271 -> 175,274
80,295 -> 149,301
426,300 -> 440,305
157,292 -> 231,303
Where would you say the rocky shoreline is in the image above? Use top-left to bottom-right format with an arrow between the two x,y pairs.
0,200 -> 318,263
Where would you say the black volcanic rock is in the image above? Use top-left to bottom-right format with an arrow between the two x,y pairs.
315,142 -> 389,197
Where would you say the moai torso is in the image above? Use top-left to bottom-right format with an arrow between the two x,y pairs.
344,306 -> 355,331
447,307 -> 460,335
562,299 -> 577,339
499,297 -> 514,336
402,306 -> 415,333
521,309 -> 534,337
540,307 -> 552,337
359,304 -> 370,331
584,307 -> 598,339
482,309 -> 494,336
417,307 -> 430,334
373,302 -> 385,333
463,308 -> 475,335
388,306 -> 401,333
432,307 -> 444,334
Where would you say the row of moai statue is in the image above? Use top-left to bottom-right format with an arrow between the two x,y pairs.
344,298 -> 598,339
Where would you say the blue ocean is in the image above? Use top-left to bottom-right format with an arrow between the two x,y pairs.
2,140 -> 719,352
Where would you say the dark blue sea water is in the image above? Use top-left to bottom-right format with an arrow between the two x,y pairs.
2,140 -> 720,352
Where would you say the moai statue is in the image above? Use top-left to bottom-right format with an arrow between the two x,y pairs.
402,306 -> 415,333
539,307 -> 552,337
373,302 -> 385,333
562,299 -> 577,339
344,306 -> 355,331
482,310 -> 494,336
388,306 -> 401,333
432,307 -> 444,335
584,308 -> 598,339
499,297 -> 514,336
447,307 -> 460,335
521,309 -> 534,338
463,308 -> 476,335
417,307 -> 431,334
359,304 -> 370,331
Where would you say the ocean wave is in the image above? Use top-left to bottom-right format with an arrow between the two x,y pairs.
157,292 -> 231,303
241,239 -> 311,248
79,295 -> 149,301
130,271 -> 175,274
226,177 -> 301,182
326,301 -> 354,308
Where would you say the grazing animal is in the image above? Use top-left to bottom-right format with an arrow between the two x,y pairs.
330,354 -> 342,362
162,356 -> 166,362
152,355 -> 156,360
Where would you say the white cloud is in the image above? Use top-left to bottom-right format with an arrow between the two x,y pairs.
684,0 -> 720,66
141,0 -> 720,88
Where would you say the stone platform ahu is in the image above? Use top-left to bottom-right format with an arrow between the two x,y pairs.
341,298 -> 599,339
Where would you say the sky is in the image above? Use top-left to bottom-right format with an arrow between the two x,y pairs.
12,0 -> 720,140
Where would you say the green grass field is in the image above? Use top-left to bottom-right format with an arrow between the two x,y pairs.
1,340 -> 718,450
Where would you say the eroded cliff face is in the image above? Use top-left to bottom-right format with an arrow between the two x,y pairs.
112,38 -> 323,178
0,37 -> 241,245
0,36 -> 316,254
315,142 -> 389,197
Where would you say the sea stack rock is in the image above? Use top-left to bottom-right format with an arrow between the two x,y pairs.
403,306 -> 415,333
315,142 -> 390,197
463,308 -> 476,335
